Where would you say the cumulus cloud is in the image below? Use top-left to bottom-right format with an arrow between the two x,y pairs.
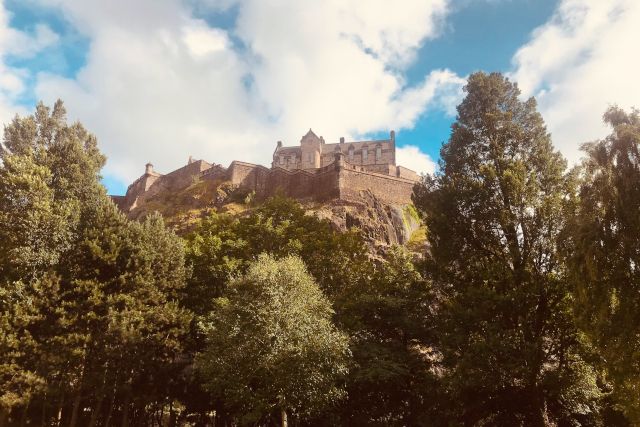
396,145 -> 437,175
25,0 -> 459,186
0,1 -> 58,125
511,0 -> 640,164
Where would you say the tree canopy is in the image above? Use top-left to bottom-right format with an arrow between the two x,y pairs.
413,72 -> 601,425
567,106 -> 640,422
197,254 -> 350,426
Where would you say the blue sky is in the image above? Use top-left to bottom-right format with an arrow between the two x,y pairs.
0,0 -> 638,195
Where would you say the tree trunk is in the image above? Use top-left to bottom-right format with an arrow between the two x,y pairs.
56,396 -> 64,427
121,392 -> 131,427
87,395 -> 103,427
0,406 -> 8,427
168,401 -> 176,427
41,397 -> 46,427
19,398 -> 30,427
69,393 -> 82,427
281,408 -> 288,427
103,395 -> 114,427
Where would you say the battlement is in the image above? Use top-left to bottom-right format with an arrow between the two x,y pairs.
114,130 -> 420,213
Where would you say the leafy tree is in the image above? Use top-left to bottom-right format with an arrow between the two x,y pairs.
0,280 -> 43,426
183,196 -> 368,315
0,100 -> 105,282
0,101 -> 192,425
334,247 -> 440,426
567,106 -> 640,422
413,72 -> 601,425
197,254 -> 351,426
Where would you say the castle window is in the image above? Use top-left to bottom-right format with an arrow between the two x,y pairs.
308,152 -> 312,163
349,146 -> 354,161
376,145 -> 382,161
362,147 -> 368,162
279,156 -> 285,165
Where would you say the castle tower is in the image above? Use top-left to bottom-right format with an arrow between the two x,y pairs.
300,129 -> 322,169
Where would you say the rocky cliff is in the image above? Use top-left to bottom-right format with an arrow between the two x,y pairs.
118,178 -> 425,253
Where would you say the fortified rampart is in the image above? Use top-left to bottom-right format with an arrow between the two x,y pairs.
114,130 -> 420,213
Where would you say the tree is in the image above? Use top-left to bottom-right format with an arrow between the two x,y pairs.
0,101 -> 192,425
197,254 -> 351,426
0,280 -> 44,426
0,100 -> 105,282
567,106 -> 640,422
413,72 -> 601,425
334,247 -> 440,426
0,100 -> 106,422
183,196 -> 368,315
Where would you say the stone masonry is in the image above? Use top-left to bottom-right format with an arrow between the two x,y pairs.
112,130 -> 420,212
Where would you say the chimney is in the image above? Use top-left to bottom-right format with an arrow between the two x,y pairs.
276,140 -> 282,148
145,163 -> 154,175
390,130 -> 396,142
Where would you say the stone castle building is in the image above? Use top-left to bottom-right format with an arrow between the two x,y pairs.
113,130 -> 420,212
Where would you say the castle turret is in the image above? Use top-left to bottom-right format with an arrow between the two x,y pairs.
334,144 -> 345,170
390,130 -> 396,165
300,129 -> 321,169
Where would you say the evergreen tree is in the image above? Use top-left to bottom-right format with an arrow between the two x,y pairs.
413,72 -> 601,425
567,106 -> 640,422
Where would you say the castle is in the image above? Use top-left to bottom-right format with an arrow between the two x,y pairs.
112,129 -> 420,213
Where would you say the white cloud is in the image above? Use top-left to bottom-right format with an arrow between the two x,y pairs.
511,0 -> 640,164
0,1 -> 58,127
23,0 -> 463,187
396,145 -> 436,175
183,23 -> 228,57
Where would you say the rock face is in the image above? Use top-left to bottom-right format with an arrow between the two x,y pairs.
311,190 -> 421,250
118,177 -> 422,252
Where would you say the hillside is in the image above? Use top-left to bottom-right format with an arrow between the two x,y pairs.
124,177 -> 426,253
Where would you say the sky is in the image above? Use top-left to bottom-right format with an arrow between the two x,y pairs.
0,0 -> 638,195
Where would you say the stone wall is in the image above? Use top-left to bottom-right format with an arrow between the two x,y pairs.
262,165 -> 339,201
163,159 -> 212,190
339,167 -> 416,205
116,153 -> 418,214
227,161 -> 272,195
362,163 -> 396,175
396,166 -> 420,181
226,159 -> 415,204
121,172 -> 162,210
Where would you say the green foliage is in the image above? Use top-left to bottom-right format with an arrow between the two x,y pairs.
197,254 -> 350,425
334,247 -> 439,426
0,100 -> 105,281
183,195 -> 368,315
0,101 -> 191,425
414,72 -> 602,425
567,106 -> 640,421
